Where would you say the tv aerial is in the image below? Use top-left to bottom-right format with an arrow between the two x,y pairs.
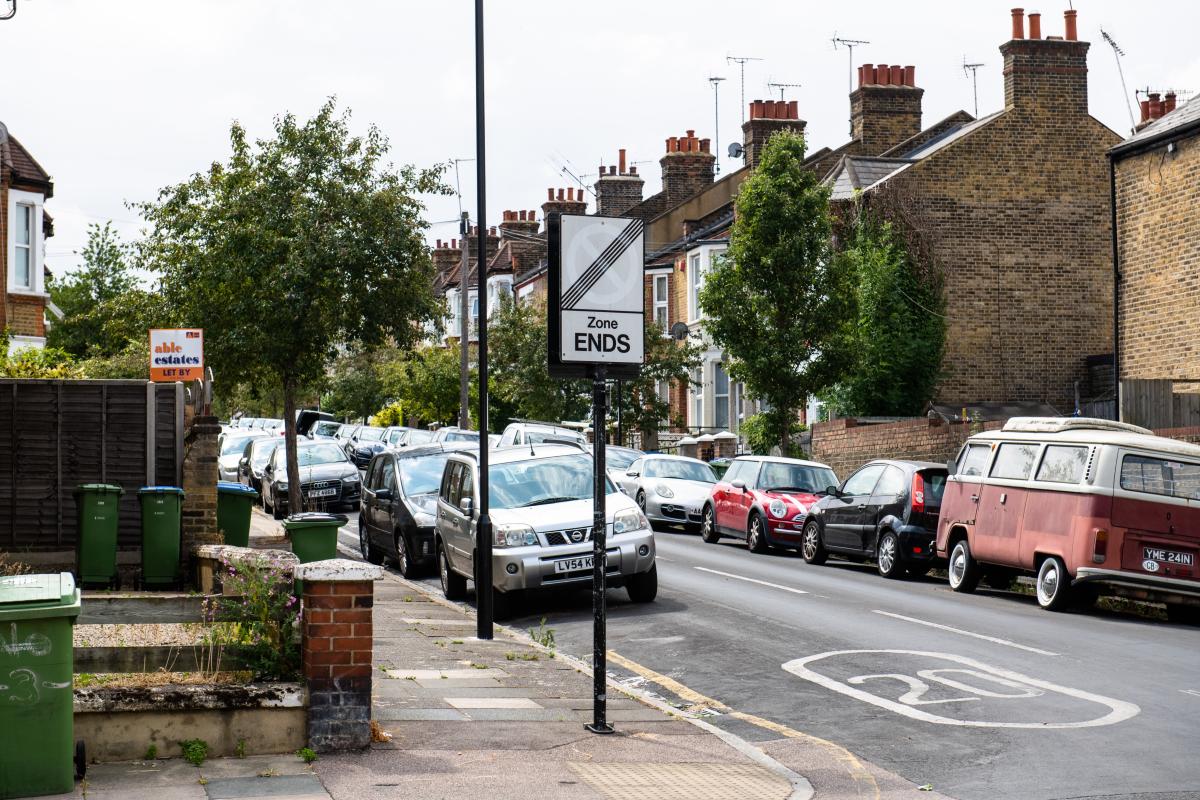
962,57 -> 984,117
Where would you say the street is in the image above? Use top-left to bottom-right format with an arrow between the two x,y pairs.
335,511 -> 1200,800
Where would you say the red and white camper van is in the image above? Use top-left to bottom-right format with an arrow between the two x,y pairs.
937,417 -> 1200,620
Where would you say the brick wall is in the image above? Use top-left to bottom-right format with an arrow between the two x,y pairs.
1114,131 -> 1200,382
660,132 -> 715,205
181,415 -> 221,560
741,100 -> 806,169
851,81 -> 923,155
595,151 -> 645,218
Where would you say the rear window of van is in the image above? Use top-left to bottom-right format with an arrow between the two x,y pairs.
1120,455 -> 1200,500
1035,445 -> 1089,484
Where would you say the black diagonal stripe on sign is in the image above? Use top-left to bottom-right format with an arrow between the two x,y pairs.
561,221 -> 640,308
562,221 -> 642,309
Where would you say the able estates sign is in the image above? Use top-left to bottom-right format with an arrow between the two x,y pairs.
148,328 -> 204,382
547,214 -> 644,378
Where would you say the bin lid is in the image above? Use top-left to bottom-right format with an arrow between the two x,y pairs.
0,572 -> 76,607
217,481 -> 258,496
138,485 -> 185,496
74,483 -> 125,495
283,512 -> 349,530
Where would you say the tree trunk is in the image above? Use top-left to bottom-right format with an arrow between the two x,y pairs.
283,377 -> 302,516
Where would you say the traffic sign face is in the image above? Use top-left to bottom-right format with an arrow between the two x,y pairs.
550,214 -> 645,373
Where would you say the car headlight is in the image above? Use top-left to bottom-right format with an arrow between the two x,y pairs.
654,483 -> 674,498
769,499 -> 787,518
343,474 -> 360,485
614,508 -> 649,534
494,522 -> 537,548
413,511 -> 436,527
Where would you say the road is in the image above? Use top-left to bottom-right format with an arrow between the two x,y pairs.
333,511 -> 1200,800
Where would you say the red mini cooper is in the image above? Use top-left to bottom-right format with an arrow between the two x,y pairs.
702,456 -> 839,554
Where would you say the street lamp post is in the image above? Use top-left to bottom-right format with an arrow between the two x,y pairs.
474,0 -> 494,640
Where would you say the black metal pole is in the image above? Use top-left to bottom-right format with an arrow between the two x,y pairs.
586,367 -> 613,734
474,0 -> 493,640
614,379 -> 622,447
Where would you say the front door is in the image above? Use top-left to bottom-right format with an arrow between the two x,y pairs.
941,443 -> 991,549
824,464 -> 885,550
727,460 -> 761,536
865,465 -> 907,554
973,441 -> 1040,564
372,458 -> 398,552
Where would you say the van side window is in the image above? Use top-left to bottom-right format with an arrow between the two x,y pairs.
1120,455 -> 1200,500
990,443 -> 1040,480
958,444 -> 991,477
458,466 -> 475,510
1036,445 -> 1089,484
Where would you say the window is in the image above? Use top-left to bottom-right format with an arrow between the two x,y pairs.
14,204 -> 33,290
990,443 -> 1041,480
873,466 -> 907,497
691,368 -> 703,429
957,444 -> 992,477
626,458 -> 644,477
643,459 -> 716,483
1120,455 -> 1200,500
722,459 -> 746,484
444,463 -> 463,506
656,380 -> 670,407
457,465 -> 474,510
653,275 -> 669,333
714,363 -> 730,430
377,458 -> 397,492
688,253 -> 703,320
842,464 -> 885,496
757,462 -> 836,493
1036,446 -> 1090,484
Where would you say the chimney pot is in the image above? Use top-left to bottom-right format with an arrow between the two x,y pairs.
557,188 -> 565,201
1139,99 -> 1150,123
529,210 -> 536,220
1064,9 -> 1077,41
700,138 -> 710,153
667,136 -> 677,153
547,188 -> 554,201
630,165 -> 637,175
686,129 -> 695,138
1011,8 -> 1025,39
889,65 -> 903,85
489,226 -> 496,236
877,64 -> 889,84
761,100 -> 773,118
860,64 -> 873,85
619,148 -> 626,173
1028,12 -> 1041,39
904,66 -> 916,87
787,99 -> 798,119
566,188 -> 574,201
518,210 -> 525,221
451,239 -> 457,249
436,239 -> 442,248
1165,92 -> 1177,113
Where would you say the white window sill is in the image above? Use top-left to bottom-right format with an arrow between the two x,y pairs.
6,289 -> 50,300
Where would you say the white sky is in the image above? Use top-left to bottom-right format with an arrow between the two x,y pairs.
3,0 -> 1197,278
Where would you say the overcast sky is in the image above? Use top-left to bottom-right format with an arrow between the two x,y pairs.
4,0 -> 1196,278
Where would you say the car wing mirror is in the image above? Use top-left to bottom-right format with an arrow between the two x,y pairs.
825,485 -> 841,498
626,471 -> 639,478
731,479 -> 746,491
376,488 -> 394,502
239,457 -> 249,467
460,497 -> 474,516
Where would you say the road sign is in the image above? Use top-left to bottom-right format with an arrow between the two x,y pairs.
548,214 -> 644,378
148,329 -> 204,382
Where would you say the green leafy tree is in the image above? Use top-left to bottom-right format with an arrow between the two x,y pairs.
322,347 -> 402,422
0,330 -> 82,378
389,344 -> 475,426
699,131 -> 853,453
47,222 -> 141,357
831,212 -> 945,416
137,99 -> 446,512
488,295 -> 589,424
612,320 -> 703,447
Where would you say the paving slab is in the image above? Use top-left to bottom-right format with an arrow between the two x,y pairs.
203,773 -> 327,799
445,696 -> 543,709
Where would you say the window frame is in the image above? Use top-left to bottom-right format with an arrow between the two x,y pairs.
989,442 -> 1043,482
653,274 -> 669,333
956,443 -> 993,479
842,464 -> 886,497
872,465 -> 907,498
1034,445 -> 1091,485
713,362 -> 730,431
7,190 -> 44,295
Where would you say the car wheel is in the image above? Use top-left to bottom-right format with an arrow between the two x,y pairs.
359,519 -> 383,565
626,564 -> 658,603
947,539 -> 980,593
801,521 -> 827,565
700,505 -> 721,543
636,491 -> 647,514
395,531 -> 419,579
438,542 -> 466,600
1035,556 -> 1072,611
747,514 -> 769,553
1166,604 -> 1200,625
270,490 -> 284,520
876,531 -> 904,579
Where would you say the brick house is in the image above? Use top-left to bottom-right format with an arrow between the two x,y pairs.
1110,93 -> 1200,410
0,121 -> 53,354
823,9 -> 1121,413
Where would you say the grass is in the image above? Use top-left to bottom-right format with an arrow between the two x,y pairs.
529,617 -> 556,652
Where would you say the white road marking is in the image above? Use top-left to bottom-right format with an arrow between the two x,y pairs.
1181,689 -> 1200,699
872,610 -> 1059,656
655,555 -> 673,562
694,567 -> 808,595
783,650 -> 1140,729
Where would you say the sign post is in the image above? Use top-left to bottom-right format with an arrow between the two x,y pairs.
547,213 -> 644,735
148,329 -> 204,382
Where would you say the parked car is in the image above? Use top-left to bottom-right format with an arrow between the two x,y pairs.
432,427 -> 482,444
261,418 -> 284,435
400,428 -> 437,448
359,443 -> 475,577
703,456 -> 838,554
334,423 -> 360,446
435,444 -> 657,617
938,416 -> 1200,619
617,454 -> 716,531
800,459 -> 944,577
262,441 -> 361,519
217,430 -> 267,481
309,420 -> 343,440
606,446 -> 643,486
497,420 -> 587,447
238,417 -> 259,429
239,436 -> 284,495
381,426 -> 412,450
295,408 -> 334,437
345,426 -> 387,468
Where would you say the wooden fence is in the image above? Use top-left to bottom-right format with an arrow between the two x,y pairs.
1120,379 -> 1200,430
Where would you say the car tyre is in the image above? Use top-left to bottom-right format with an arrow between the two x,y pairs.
626,564 -> 658,603
747,513 -> 769,553
1166,604 -> 1200,625
359,519 -> 384,565
701,505 -> 721,544
1035,556 -> 1072,611
395,531 -> 419,579
635,490 -> 648,514
876,530 -> 904,579
947,538 -> 980,593
438,541 -> 466,600
270,489 -> 285,520
801,521 -> 827,565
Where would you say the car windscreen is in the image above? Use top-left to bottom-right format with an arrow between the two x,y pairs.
406,430 -> 435,445
357,428 -> 384,442
295,444 -> 347,467
445,431 -> 479,442
607,448 -> 640,471
221,434 -> 259,456
250,439 -> 281,468
312,421 -> 341,437
526,430 -> 583,444
758,463 -> 837,493
489,454 -> 617,509
643,459 -> 716,483
398,453 -> 453,496
386,429 -> 407,444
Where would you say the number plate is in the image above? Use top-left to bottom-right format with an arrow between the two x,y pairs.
308,488 -> 338,499
1143,547 -> 1194,566
553,555 -> 593,573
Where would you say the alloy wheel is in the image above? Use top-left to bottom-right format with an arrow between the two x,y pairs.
358,521 -> 370,560
878,534 -> 897,576
802,527 -> 818,559
949,543 -> 968,588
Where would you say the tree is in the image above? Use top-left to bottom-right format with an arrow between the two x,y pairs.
322,347 -> 402,422
488,295 -> 589,424
699,131 -> 853,452
47,222 -> 140,358
612,320 -> 703,447
830,211 -> 945,416
138,99 -> 446,513
389,344 -> 474,426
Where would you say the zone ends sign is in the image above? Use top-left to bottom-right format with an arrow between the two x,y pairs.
149,328 -> 204,382
548,214 -> 645,378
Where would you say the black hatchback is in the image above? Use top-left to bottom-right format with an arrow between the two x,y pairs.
800,459 -> 947,579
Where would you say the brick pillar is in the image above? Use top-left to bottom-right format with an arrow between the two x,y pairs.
297,559 -> 383,752
181,415 -> 221,569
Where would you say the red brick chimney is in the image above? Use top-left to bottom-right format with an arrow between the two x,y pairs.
498,209 -> 540,241
594,148 -> 645,216
850,63 -> 923,155
741,99 -> 806,169
541,187 -> 588,226
1001,8 -> 1090,115
659,130 -> 715,205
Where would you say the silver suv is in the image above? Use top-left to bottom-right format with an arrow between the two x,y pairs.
435,444 -> 657,616
497,421 -> 587,448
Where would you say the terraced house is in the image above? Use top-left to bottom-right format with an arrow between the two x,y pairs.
1,120 -> 54,354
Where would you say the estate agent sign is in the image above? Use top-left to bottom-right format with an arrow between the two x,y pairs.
148,328 -> 204,382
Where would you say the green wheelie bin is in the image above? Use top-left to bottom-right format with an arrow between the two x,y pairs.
74,483 -> 125,586
137,487 -> 185,587
0,572 -> 83,798
283,512 -> 348,564
216,482 -> 259,548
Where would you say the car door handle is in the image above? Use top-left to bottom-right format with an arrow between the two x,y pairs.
970,494 -> 979,503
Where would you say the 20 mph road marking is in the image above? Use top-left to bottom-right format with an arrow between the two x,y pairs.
872,610 -> 1059,656
694,567 -> 808,595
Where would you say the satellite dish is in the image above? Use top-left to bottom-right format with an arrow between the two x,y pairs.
669,322 -> 690,341
727,142 -> 744,159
